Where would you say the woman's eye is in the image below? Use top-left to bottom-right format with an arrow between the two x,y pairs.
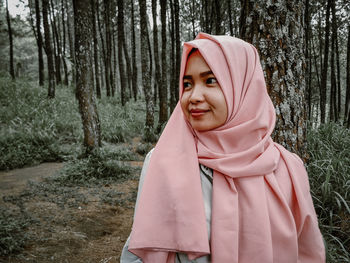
206,77 -> 217,85
183,81 -> 192,90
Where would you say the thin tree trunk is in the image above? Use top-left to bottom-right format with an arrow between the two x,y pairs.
131,0 -> 138,101
174,0 -> 180,102
345,24 -> 350,127
240,0 -> 307,157
139,0 -> 155,139
34,0 -> 44,85
73,0 -> 101,154
305,0 -> 311,121
43,0 -> 55,98
90,0 -> 101,98
152,0 -> 160,108
117,0 -> 127,105
169,0 -> 176,112
159,0 -> 168,131
214,0 -> 221,34
65,0 -> 75,85
50,0 -> 62,85
103,0 -> 111,97
330,29 -> 336,121
5,0 -> 15,80
227,0 -> 233,36
61,0 -> 68,85
320,0 -> 332,123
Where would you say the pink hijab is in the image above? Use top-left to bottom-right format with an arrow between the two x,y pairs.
129,33 -> 325,262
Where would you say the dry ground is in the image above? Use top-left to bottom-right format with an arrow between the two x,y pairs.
0,158 -> 143,263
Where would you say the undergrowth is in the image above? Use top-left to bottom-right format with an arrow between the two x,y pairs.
307,123 -> 350,263
0,76 -> 146,170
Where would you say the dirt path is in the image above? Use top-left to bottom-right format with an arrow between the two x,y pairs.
0,160 -> 142,263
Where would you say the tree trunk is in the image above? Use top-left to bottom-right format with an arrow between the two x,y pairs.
330,0 -> 339,122
73,0 -> 101,154
5,0 -> 15,80
103,0 -> 111,97
305,0 -> 311,121
49,0 -> 62,85
61,0 -> 68,85
240,0 -> 307,158
139,0 -> 155,139
330,30 -> 336,122
214,0 -> 221,34
345,24 -> 350,128
91,0 -> 101,99
117,0 -> 127,105
65,0 -> 75,85
320,0 -> 332,123
159,0 -> 168,131
42,0 -> 55,98
169,0 -> 176,112
227,0 -> 233,36
152,0 -> 160,108
174,0 -> 180,102
34,0 -> 44,85
131,0 -> 138,101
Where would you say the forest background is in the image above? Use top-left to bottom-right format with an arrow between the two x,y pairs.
0,0 -> 349,262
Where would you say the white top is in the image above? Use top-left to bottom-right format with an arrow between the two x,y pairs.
120,149 -> 213,263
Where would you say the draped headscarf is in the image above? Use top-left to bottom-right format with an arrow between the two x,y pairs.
128,33 -> 325,263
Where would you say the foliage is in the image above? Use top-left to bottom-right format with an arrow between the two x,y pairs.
0,207 -> 31,256
307,123 -> 350,263
0,76 -> 146,170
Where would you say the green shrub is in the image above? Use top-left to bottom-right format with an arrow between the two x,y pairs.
307,123 -> 350,263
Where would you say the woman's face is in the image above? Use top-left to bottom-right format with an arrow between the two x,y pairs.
181,50 -> 228,132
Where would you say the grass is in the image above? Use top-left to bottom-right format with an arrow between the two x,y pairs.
0,76 -> 148,170
307,123 -> 350,263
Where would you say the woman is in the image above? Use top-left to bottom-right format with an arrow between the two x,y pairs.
121,33 -> 325,263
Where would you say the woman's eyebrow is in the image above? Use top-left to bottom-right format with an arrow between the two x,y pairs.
200,70 -> 214,77
183,71 -> 214,80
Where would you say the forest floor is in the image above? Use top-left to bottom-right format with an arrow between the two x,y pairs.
0,139 -> 146,263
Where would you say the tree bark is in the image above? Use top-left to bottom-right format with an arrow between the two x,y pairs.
65,0 -> 75,85
320,0 -> 332,123
227,0 -> 234,36
139,0 -> 155,139
169,0 -> 176,112
5,0 -> 15,80
159,0 -> 168,131
152,0 -> 160,108
91,0 -> 101,99
240,0 -> 307,158
49,0 -> 62,85
103,0 -> 112,97
34,0 -> 44,85
345,24 -> 350,128
42,0 -> 55,98
131,0 -> 138,101
117,0 -> 127,105
61,0 -> 68,85
73,0 -> 101,154
174,0 -> 180,102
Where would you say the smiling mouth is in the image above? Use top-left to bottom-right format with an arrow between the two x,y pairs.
190,109 -> 209,117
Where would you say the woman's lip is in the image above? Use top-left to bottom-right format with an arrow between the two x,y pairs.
190,109 -> 209,117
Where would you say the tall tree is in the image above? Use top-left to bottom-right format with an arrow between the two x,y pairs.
117,0 -> 127,105
130,0 -> 138,101
103,0 -> 112,96
320,0 -> 332,123
139,0 -> 155,139
346,24 -> 350,128
34,0 -> 44,85
174,0 -> 180,102
91,0 -> 101,99
42,0 -> 55,98
73,0 -> 101,153
5,0 -> 15,80
61,0 -> 68,85
159,0 -> 168,131
152,0 -> 161,105
240,0 -> 307,157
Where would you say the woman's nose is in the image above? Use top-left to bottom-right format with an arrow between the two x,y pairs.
189,85 -> 204,103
